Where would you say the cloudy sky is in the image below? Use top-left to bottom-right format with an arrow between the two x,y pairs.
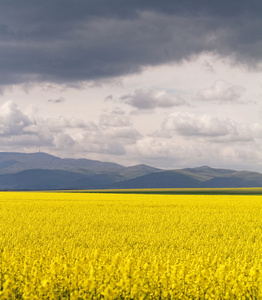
0,0 -> 262,171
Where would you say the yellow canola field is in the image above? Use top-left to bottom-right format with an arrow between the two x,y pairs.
0,192 -> 262,299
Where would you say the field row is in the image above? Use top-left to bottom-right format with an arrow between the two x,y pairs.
67,187 -> 262,195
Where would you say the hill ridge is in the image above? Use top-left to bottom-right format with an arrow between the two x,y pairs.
0,152 -> 262,190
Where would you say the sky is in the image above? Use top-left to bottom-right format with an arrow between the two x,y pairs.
0,0 -> 262,171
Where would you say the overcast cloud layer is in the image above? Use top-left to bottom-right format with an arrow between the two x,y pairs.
0,0 -> 262,85
0,1 -> 262,171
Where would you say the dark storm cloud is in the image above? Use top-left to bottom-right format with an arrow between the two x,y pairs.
0,0 -> 261,86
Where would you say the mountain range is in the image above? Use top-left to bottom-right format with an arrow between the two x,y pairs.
0,152 -> 262,190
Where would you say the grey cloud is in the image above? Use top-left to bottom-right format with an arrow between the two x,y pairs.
98,110 -> 140,145
0,101 -> 54,151
105,95 -> 113,101
133,134 -> 262,171
0,101 -> 34,135
0,134 -> 53,153
75,132 -> 127,155
122,89 -> 187,110
48,97 -> 65,103
53,133 -> 75,149
196,80 -> 246,104
202,61 -> 215,73
74,129 -> 131,156
0,100 -> 140,156
104,127 -> 140,143
0,1 -> 261,86
163,112 -> 252,141
46,117 -> 97,131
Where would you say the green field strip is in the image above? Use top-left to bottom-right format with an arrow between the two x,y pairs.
56,187 -> 262,195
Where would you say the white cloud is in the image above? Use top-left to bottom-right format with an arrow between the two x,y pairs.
53,133 -> 75,149
130,128 -> 262,171
121,88 -> 187,110
44,112 -> 140,155
163,112 -> 238,137
250,122 -> 262,139
104,127 -> 140,143
161,112 -> 256,144
0,101 -> 34,135
45,117 -> 97,132
196,80 -> 246,103
99,113 -> 133,128
74,132 -> 127,155
0,101 -> 141,157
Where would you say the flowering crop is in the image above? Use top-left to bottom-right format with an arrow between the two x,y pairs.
0,192 -> 262,299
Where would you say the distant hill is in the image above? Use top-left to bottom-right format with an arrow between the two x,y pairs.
0,169 -> 120,190
0,152 -> 125,174
113,171 -> 201,189
0,152 -> 262,190
176,166 -> 236,181
112,168 -> 262,189
118,164 -> 161,180
202,171 -> 262,188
